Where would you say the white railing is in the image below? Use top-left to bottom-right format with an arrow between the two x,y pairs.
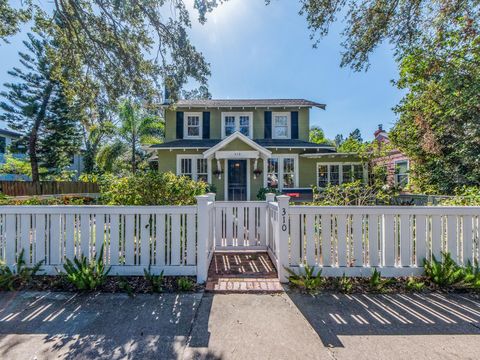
2,193 -> 479,284
0,200 -> 212,282
280,200 -> 480,279
213,201 -> 267,250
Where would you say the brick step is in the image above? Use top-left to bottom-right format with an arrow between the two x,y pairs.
205,278 -> 284,293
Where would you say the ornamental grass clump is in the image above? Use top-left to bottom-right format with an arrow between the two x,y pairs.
62,245 -> 111,291
0,249 -> 44,290
285,265 -> 324,294
423,253 -> 464,289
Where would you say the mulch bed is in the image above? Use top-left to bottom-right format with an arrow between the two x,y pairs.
4,275 -> 203,294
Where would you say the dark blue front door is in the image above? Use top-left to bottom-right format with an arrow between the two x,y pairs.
228,160 -> 247,201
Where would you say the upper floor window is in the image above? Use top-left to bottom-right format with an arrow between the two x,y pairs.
221,112 -> 253,138
395,160 -> 409,188
272,112 -> 291,139
317,163 -> 364,188
184,112 -> 202,139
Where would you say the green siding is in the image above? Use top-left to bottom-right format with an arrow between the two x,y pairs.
164,107 -> 310,141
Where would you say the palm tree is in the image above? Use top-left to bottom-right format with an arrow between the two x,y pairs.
97,99 -> 163,173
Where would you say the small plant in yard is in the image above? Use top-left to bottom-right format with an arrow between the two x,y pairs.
0,249 -> 44,290
336,273 -> 353,293
62,245 -> 111,291
423,252 -> 464,288
177,277 -> 194,291
463,260 -> 480,289
118,278 -> 135,298
144,266 -> 164,293
369,268 -> 394,293
406,277 -> 426,292
284,265 -> 324,294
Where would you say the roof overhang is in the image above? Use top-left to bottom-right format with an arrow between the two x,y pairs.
300,152 -> 360,159
203,132 -> 271,159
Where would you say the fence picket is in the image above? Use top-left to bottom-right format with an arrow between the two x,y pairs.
431,215 -> 441,260
65,214 -> 75,260
237,207 -> 245,247
95,214 -> 105,259
352,214 -> 363,267
20,214 -> 31,264
124,215 -> 134,265
463,215 -> 473,264
50,214 -> 61,265
140,214 -> 150,266
415,215 -> 427,265
321,214 -> 332,267
80,214 -> 90,259
305,214 -> 315,266
383,214 -> 395,267
110,214 -> 120,265
171,214 -> 181,265
368,215 -> 379,266
156,214 -> 165,266
337,214 -> 347,267
400,214 -> 411,267
447,216 -> 458,261
290,213 -> 300,265
186,213 -> 195,265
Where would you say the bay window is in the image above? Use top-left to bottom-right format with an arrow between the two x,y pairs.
221,112 -> 253,138
177,155 -> 210,182
317,163 -> 365,187
265,155 -> 298,190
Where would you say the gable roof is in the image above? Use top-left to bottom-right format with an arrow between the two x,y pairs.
203,132 -> 271,158
165,99 -> 326,110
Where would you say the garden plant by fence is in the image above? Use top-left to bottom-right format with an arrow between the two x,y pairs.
0,193 -> 479,283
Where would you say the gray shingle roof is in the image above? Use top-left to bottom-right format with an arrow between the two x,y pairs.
165,99 -> 326,109
151,139 -> 335,151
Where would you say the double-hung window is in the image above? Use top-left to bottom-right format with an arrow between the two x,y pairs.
272,112 -> 290,139
177,155 -> 210,182
221,112 -> 253,138
265,155 -> 298,190
395,160 -> 409,188
317,163 -> 365,187
184,112 -> 202,139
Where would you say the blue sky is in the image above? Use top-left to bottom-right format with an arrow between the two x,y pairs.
0,0 -> 403,140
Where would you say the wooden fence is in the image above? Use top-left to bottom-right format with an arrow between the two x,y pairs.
0,181 -> 99,197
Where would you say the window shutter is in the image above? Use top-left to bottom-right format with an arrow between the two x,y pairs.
202,111 -> 210,139
176,111 -> 184,139
264,111 -> 272,139
291,111 -> 299,139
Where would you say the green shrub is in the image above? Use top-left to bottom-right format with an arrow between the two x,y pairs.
0,249 -> 44,290
256,187 -> 281,200
177,277 -> 194,291
369,268 -> 394,292
62,245 -> 111,291
423,253 -> 465,288
144,266 -> 164,293
100,171 -> 208,205
440,186 -> 480,206
406,277 -> 426,292
285,265 -> 323,293
336,273 -> 353,293
463,260 -> 480,289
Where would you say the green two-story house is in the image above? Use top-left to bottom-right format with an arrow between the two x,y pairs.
151,99 -> 365,201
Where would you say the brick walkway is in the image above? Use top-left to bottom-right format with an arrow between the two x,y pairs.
205,252 -> 283,293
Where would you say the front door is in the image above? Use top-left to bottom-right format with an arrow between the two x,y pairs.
227,160 -> 247,201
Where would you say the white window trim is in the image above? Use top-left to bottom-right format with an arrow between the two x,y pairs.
263,154 -> 299,190
221,112 -> 254,139
184,112 -> 203,139
316,162 -> 366,187
176,155 -> 212,183
394,159 -> 409,185
272,112 -> 291,139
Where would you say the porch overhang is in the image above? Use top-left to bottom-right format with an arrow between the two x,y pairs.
202,132 -> 272,159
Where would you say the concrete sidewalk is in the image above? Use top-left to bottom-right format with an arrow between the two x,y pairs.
1,291 -> 480,359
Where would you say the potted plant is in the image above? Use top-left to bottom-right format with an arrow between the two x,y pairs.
253,168 -> 262,179
213,169 -> 224,179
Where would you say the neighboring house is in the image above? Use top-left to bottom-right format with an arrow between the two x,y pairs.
371,124 -> 410,188
151,99 -> 366,201
0,128 -> 29,181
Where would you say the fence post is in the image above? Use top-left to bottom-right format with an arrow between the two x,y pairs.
276,195 -> 290,283
196,195 -> 210,284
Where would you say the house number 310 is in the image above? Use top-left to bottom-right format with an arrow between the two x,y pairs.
281,208 -> 287,232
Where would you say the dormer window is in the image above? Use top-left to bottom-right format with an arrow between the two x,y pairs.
272,112 -> 290,139
184,112 -> 202,139
221,112 -> 253,138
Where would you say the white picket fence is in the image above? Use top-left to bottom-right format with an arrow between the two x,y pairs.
1,193 -> 479,283
272,196 -> 480,280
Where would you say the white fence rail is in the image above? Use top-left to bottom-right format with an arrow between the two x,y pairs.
275,197 -> 480,279
2,194 -> 480,283
0,205 -> 201,278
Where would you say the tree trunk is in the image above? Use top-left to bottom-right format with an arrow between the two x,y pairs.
131,137 -> 136,173
30,82 -> 54,181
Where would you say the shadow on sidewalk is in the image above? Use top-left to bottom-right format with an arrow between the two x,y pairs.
286,291 -> 480,348
0,291 -> 220,359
